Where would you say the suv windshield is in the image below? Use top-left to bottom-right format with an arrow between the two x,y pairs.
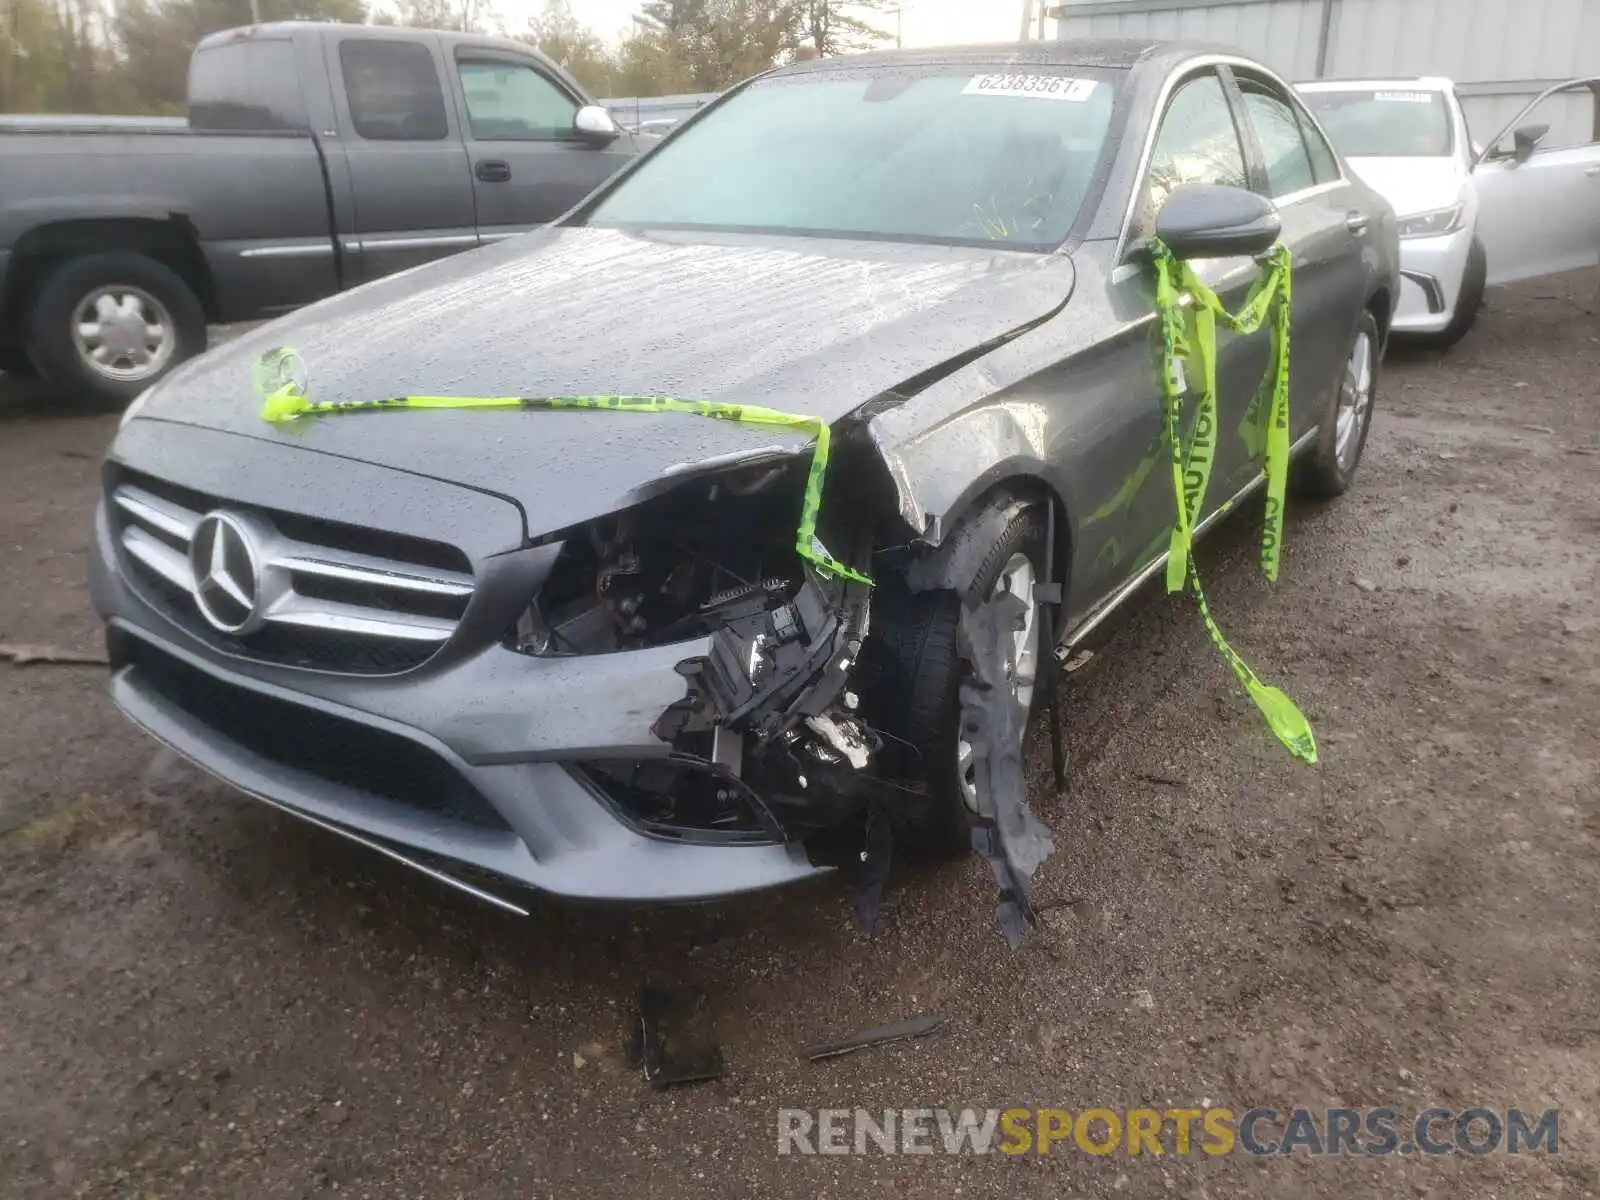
1301,88 -> 1453,157
585,65 -> 1121,249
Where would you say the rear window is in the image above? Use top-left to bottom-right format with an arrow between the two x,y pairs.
189,40 -> 307,131
585,66 -> 1122,250
1300,89 -> 1453,157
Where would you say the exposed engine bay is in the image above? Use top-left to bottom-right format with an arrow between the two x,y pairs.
511,456 -> 918,846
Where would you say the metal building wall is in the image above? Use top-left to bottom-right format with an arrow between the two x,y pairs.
1052,0 -> 1328,79
1050,0 -> 1600,144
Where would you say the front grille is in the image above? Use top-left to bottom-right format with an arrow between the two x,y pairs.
109,468 -> 474,674
128,638 -> 512,832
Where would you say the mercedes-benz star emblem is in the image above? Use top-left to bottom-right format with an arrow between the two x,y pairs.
190,512 -> 262,634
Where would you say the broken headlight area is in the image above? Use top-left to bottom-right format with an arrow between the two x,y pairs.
511,457 -> 813,656
509,454 -> 925,844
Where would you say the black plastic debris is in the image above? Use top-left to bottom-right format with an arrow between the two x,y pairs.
957,589 -> 1057,948
803,1015 -> 947,1062
850,803 -> 895,935
629,986 -> 727,1089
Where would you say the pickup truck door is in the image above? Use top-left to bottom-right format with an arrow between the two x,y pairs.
324,33 -> 480,283
447,48 -> 640,240
1472,78 -> 1600,286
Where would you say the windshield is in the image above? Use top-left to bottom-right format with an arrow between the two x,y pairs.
584,66 -> 1121,249
1301,88 -> 1453,157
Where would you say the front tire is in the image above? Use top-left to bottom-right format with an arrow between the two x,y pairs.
866,502 -> 1047,856
1294,309 -> 1380,500
1414,236 -> 1486,350
25,253 -> 207,410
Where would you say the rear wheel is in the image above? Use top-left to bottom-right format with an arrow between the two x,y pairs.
866,502 -> 1047,856
25,252 -> 206,410
1294,309 -> 1380,500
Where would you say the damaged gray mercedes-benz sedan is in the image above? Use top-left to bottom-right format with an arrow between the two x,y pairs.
90,39 -> 1398,914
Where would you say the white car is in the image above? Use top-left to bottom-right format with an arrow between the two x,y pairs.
1299,76 -> 1600,347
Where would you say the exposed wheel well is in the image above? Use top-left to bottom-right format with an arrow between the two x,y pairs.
923,476 -> 1073,613
2,218 -> 216,340
1368,286 -> 1393,347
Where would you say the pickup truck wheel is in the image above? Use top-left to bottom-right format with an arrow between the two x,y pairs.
26,254 -> 206,409
0,346 -> 36,376
866,503 -> 1047,857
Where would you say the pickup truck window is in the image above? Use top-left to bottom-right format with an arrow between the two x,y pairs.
457,58 -> 579,141
339,40 -> 449,142
189,39 -> 306,131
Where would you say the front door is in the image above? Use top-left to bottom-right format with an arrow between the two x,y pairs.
1082,67 -> 1273,610
1473,78 -> 1600,286
325,33 -> 480,284
449,49 -> 641,241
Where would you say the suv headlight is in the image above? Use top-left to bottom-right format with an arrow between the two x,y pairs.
1397,204 -> 1465,239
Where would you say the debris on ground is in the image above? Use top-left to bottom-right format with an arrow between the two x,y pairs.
0,643 -> 109,666
629,987 -> 726,1089
802,1015 -> 947,1062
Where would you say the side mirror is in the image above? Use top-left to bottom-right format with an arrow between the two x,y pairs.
1153,184 -> 1282,261
574,104 -> 621,146
1511,122 -> 1549,163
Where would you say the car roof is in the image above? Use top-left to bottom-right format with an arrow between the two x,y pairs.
768,38 -> 1232,79
1298,76 -> 1454,92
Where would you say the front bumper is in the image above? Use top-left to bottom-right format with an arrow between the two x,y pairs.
1393,226 -> 1474,333
90,493 -> 829,904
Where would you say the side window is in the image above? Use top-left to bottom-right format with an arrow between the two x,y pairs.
339,40 -> 449,142
457,59 -> 579,141
1239,80 -> 1316,198
188,41 -> 307,131
1295,105 -> 1342,183
1135,72 -> 1249,239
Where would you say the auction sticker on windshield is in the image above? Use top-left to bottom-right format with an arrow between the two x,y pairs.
963,74 -> 1098,102
1375,91 -> 1434,103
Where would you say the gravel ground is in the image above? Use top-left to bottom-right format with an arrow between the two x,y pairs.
2,276 -> 1597,1199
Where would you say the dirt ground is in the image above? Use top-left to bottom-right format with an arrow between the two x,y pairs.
2,275 -> 1598,1199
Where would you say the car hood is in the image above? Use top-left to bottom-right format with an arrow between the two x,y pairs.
135,226 -> 1075,538
1343,156 -> 1465,217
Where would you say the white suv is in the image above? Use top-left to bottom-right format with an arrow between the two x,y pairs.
1300,75 -> 1600,347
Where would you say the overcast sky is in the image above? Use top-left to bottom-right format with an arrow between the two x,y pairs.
517,0 -> 1032,47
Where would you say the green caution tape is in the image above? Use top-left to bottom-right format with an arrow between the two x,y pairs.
1150,239 -> 1316,765
255,360 -> 871,586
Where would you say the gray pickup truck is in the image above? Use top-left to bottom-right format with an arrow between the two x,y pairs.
0,22 -> 650,406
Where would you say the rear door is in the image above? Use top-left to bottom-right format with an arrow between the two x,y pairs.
448,48 -> 639,241
324,33 -> 479,283
1473,78 -> 1600,285
1228,67 -> 1366,439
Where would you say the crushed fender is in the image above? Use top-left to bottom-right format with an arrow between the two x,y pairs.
958,589 -> 1057,948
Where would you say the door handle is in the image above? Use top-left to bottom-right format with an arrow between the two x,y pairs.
475,160 -> 512,183
1585,166 -> 1600,177
1345,212 -> 1370,234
